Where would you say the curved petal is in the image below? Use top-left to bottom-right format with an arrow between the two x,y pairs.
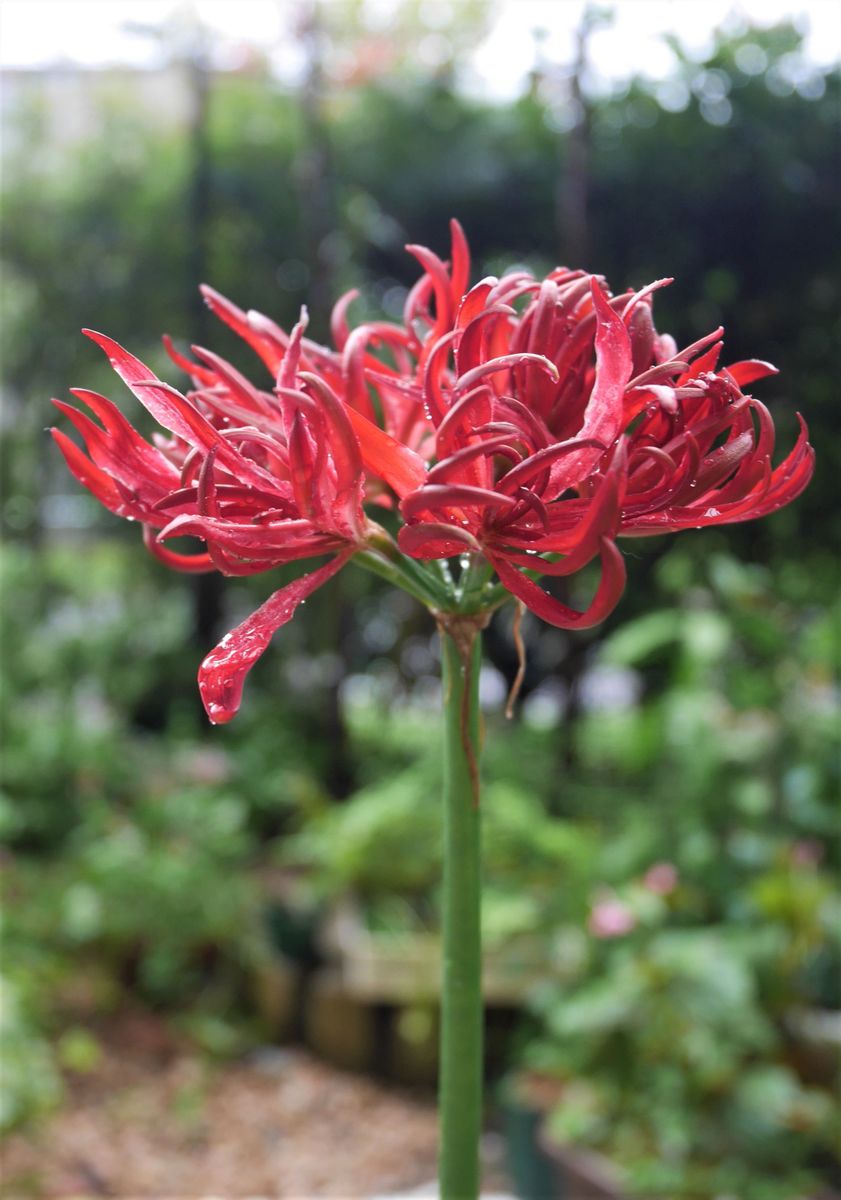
427,435 -> 520,487
344,405 -> 427,498
497,437 -> 607,498
198,551 -> 353,723
489,538 -> 626,630
404,242 -> 455,334
142,524 -> 214,573
453,352 -> 559,398
435,385 -> 494,459
83,332 -> 286,495
330,288 -> 360,351
298,372 -> 365,538
53,395 -> 176,504
200,284 -> 283,374
449,218 -> 471,304
550,281 -> 633,491
401,483 -> 514,524
158,511 -> 344,558
51,428 -> 129,515
162,334 -> 218,387
189,345 -> 277,419
83,330 -> 212,446
724,359 -> 778,387
398,522 -> 482,559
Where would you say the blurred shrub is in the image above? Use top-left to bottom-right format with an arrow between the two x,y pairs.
0,542 -> 333,849
527,903 -> 839,1199
283,750 -> 598,942
5,786 -> 266,1007
0,542 -> 194,848
0,975 -> 63,1132
0,16 -> 839,1161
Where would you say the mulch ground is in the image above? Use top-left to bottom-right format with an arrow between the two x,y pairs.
1,1013 -> 510,1199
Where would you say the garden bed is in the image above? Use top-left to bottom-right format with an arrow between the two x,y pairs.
0,1011 -> 509,1198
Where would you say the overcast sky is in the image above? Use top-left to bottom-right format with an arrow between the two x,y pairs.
1,0 -> 838,98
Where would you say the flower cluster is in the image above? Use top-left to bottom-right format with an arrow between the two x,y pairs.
53,221 -> 813,721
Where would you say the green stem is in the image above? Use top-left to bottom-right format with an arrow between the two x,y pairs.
439,624 -> 483,1200
457,555 -> 494,612
354,547 -> 446,609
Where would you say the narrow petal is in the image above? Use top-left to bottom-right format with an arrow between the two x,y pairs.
455,278 -> 497,332
454,353 -> 559,398
456,305 -> 517,375
277,308 -> 309,391
449,218 -> 471,303
82,330 -> 209,446
198,552 -> 352,723
83,336 -> 283,492
489,538 -> 626,630
401,483 -> 514,523
423,332 -> 457,425
500,441 -> 627,567
50,428 -> 127,513
158,511 -> 343,556
288,411 -> 317,519
434,384 -> 493,458
142,524 -> 214,573
52,397 -> 170,513
330,288 -> 360,351
427,435 -> 520,486
399,522 -> 482,559
200,284 -> 281,374
725,359 -> 778,387
298,372 -> 364,537
497,437 -> 606,497
344,405 -> 427,498
551,282 -> 634,490
341,327 -> 379,423
68,389 -> 181,485
162,335 -> 218,386
404,243 -> 455,334
190,345 -> 277,418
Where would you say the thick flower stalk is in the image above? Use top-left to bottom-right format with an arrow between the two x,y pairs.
53,221 -> 813,1200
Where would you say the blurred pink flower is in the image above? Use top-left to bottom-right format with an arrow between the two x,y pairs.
790,839 -> 824,868
643,862 -> 679,895
588,897 -> 637,939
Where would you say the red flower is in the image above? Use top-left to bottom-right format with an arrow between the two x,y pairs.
53,222 -> 814,720
392,227 -> 814,626
52,311 -> 374,723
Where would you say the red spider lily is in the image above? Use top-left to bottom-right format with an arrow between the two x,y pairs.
391,226 -> 814,626
53,221 -> 813,719
51,317 -> 374,724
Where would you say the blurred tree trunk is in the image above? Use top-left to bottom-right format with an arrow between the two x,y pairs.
294,1 -> 354,797
295,0 -> 339,337
186,49 -> 211,346
185,39 -> 225,683
557,16 -> 591,265
556,6 -> 611,266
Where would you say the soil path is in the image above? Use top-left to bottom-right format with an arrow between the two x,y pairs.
2,1013 -> 467,1198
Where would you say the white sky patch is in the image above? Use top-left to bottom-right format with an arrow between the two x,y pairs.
471,0 -> 840,98
0,0 -> 838,91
